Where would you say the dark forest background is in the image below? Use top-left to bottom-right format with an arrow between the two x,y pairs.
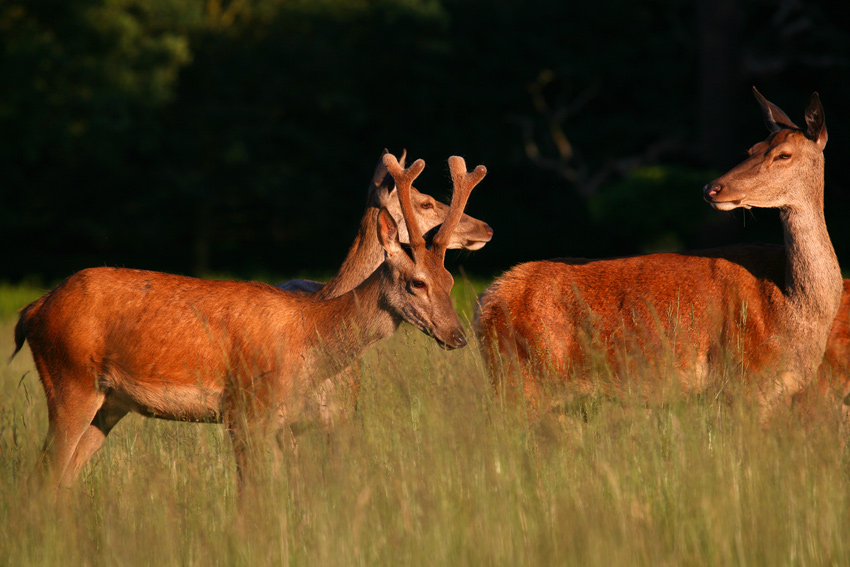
1,0 -> 848,283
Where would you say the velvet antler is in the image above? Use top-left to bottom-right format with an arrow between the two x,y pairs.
383,152 -> 427,254
432,156 -> 487,260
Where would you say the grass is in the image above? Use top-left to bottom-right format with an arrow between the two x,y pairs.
0,281 -> 47,321
2,278 -> 850,566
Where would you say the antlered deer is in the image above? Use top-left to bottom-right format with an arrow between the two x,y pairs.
276,150 -> 492,424
476,89 -> 841,418
12,153 -> 488,490
278,149 -> 493,296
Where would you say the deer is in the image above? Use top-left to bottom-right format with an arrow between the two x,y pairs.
475,88 -> 841,420
11,153 -> 488,491
275,149 -> 492,420
278,149 -> 493,297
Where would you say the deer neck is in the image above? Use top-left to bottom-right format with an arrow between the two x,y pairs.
317,207 -> 385,300
310,266 -> 400,366
780,176 -> 842,330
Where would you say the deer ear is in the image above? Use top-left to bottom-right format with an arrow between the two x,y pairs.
377,207 -> 402,256
753,87 -> 798,132
804,92 -> 828,150
368,149 -> 394,208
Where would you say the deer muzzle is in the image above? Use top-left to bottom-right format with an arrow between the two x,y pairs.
703,183 -> 723,201
703,182 -> 746,210
437,327 -> 468,350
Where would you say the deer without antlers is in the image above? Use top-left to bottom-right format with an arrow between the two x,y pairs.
12,153 -> 488,490
476,89 -> 841,418
278,149 -> 493,297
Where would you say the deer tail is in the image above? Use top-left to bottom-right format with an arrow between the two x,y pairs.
10,297 -> 44,363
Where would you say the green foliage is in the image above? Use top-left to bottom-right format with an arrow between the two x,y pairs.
0,0 -> 191,158
589,165 -> 721,254
0,281 -> 45,320
1,0 -> 849,282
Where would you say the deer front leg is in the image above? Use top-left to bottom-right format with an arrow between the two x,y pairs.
757,369 -> 810,425
317,362 -> 362,430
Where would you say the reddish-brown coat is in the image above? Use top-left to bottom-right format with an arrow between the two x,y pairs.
13,154 -> 489,490
15,267 -> 397,434
477,246 -> 787,399
476,90 -> 841,416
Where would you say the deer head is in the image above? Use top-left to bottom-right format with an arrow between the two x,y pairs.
378,154 -> 487,349
369,149 -> 492,250
704,88 -> 827,212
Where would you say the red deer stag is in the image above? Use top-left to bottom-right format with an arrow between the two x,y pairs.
12,154 -> 488,490
476,89 -> 840,419
278,149 -> 493,296
282,149 -> 491,431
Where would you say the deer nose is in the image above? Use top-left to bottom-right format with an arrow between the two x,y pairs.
703,183 -> 723,201
449,328 -> 468,349
484,224 -> 494,238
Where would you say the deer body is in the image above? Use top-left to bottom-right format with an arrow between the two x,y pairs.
477,247 -> 785,396
823,280 -> 850,387
18,268 -> 400,426
476,90 -> 840,415
13,154 -> 488,489
16,266 -> 407,489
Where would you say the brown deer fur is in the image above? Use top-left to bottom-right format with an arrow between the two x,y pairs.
796,278 -> 850,417
822,281 -> 850,395
12,154 -> 488,490
476,90 -> 841,417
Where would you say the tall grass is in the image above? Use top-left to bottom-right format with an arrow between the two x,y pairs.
2,279 -> 849,566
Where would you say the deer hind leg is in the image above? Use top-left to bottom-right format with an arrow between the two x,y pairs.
227,422 -> 250,493
60,401 -> 128,487
38,373 -> 106,491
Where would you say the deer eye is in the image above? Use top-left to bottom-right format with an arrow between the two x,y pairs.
776,153 -> 792,160
420,201 -> 434,210
411,279 -> 427,290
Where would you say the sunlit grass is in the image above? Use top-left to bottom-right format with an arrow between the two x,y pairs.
2,280 -> 850,566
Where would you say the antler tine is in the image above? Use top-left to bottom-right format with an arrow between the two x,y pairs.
373,148 -> 406,191
383,152 -> 426,250
432,156 -> 487,258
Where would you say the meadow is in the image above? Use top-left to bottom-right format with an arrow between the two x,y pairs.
2,278 -> 850,566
